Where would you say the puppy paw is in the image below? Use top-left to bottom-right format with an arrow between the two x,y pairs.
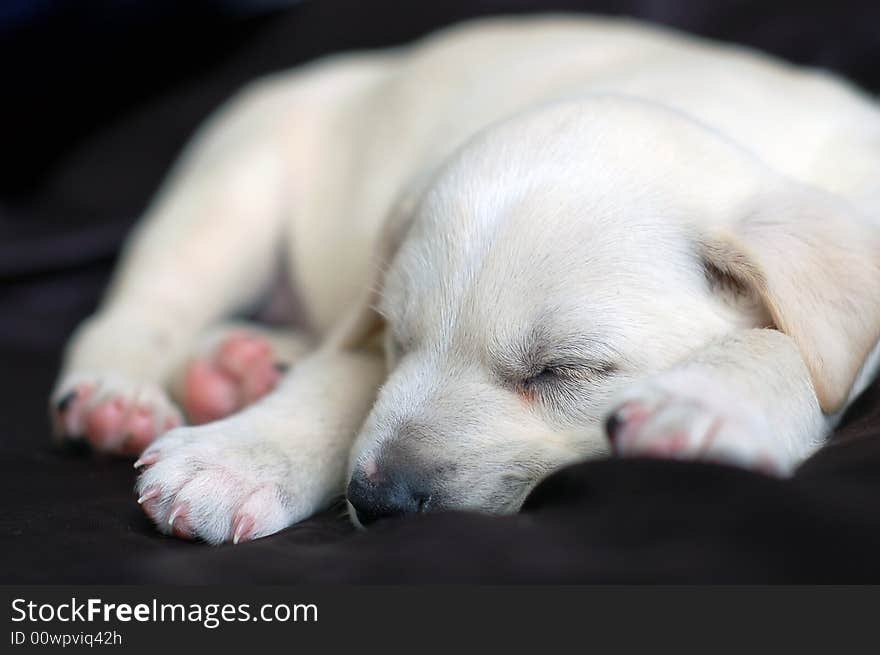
51,373 -> 183,456
605,376 -> 791,476
180,331 -> 284,425
134,425 -> 295,544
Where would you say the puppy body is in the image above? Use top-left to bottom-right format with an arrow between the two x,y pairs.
53,16 -> 880,541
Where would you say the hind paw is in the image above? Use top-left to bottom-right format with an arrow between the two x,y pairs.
51,373 -> 183,456
180,331 -> 284,424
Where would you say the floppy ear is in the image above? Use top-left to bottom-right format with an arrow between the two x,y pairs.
698,189 -> 880,413
325,194 -> 417,350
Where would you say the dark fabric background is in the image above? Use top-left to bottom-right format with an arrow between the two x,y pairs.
3,0 -> 880,583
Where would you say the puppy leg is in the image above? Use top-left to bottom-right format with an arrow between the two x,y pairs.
135,347 -> 384,544
51,86 -> 292,455
605,329 -> 828,476
169,321 -> 313,425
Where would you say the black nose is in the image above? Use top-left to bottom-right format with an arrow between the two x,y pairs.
346,470 -> 429,526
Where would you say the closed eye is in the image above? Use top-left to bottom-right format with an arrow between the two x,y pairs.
513,360 -> 617,414
518,360 -> 616,391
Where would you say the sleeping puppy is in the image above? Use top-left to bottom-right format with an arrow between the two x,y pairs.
50,15 -> 880,542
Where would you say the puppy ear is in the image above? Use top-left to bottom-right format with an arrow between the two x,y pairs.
699,189 -> 880,413
325,196 -> 416,350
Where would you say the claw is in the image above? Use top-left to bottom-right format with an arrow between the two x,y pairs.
133,451 -> 160,469
166,503 -> 195,539
137,487 -> 160,505
168,504 -> 183,528
231,514 -> 255,545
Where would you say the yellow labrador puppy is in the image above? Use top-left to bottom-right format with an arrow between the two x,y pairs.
51,15 -> 880,542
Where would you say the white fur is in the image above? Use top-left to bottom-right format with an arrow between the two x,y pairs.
51,15 -> 880,542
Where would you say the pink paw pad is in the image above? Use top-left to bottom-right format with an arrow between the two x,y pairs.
182,333 -> 282,424
83,400 -> 178,455
84,398 -> 127,450
120,406 -> 167,456
53,381 -> 181,457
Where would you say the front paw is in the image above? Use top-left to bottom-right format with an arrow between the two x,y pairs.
134,425 -> 296,544
51,372 -> 183,456
604,376 -> 791,476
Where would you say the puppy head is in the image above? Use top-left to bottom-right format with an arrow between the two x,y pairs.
339,97 -> 880,524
